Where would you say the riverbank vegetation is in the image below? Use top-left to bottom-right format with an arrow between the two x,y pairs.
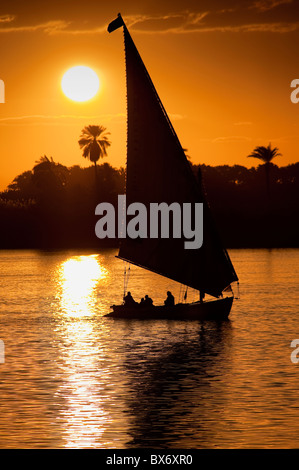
0,157 -> 298,249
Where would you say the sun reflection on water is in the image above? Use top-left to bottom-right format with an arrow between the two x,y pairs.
54,320 -> 110,448
54,254 -> 119,448
57,255 -> 108,317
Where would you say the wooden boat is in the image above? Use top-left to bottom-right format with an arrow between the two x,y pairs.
109,297 -> 233,321
106,14 -> 239,320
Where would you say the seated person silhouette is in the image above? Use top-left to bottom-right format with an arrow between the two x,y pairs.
143,294 -> 153,307
123,291 -> 137,307
164,291 -> 175,307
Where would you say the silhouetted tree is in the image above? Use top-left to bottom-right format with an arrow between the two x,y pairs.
247,143 -> 281,200
32,155 -> 69,208
6,170 -> 35,200
33,156 -> 68,186
78,125 -> 111,179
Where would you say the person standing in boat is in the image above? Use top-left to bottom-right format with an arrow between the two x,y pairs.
164,291 -> 175,307
123,291 -> 137,307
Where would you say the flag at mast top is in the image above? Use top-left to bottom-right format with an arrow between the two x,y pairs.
108,13 -> 124,33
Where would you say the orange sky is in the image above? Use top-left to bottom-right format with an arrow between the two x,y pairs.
0,0 -> 298,190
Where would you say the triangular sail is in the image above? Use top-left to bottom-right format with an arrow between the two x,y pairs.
108,15 -> 238,298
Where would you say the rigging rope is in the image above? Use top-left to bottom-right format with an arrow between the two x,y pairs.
179,284 -> 183,303
236,281 -> 240,299
123,262 -> 131,299
184,286 -> 188,302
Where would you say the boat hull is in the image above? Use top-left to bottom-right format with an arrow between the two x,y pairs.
106,296 -> 234,320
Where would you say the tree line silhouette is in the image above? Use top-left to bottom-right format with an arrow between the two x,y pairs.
0,127 -> 297,249
0,157 -> 125,249
1,158 -> 298,249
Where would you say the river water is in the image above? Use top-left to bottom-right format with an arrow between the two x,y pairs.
0,248 -> 298,449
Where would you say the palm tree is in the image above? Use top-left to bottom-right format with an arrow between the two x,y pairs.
78,125 -> 111,177
247,143 -> 281,199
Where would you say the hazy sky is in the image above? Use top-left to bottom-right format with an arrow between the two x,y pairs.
0,0 -> 298,189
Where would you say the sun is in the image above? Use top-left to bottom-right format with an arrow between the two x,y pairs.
61,66 -> 100,102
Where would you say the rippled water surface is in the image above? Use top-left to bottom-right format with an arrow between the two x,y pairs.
0,248 -> 299,448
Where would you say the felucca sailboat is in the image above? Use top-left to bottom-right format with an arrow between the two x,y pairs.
106,14 -> 238,320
